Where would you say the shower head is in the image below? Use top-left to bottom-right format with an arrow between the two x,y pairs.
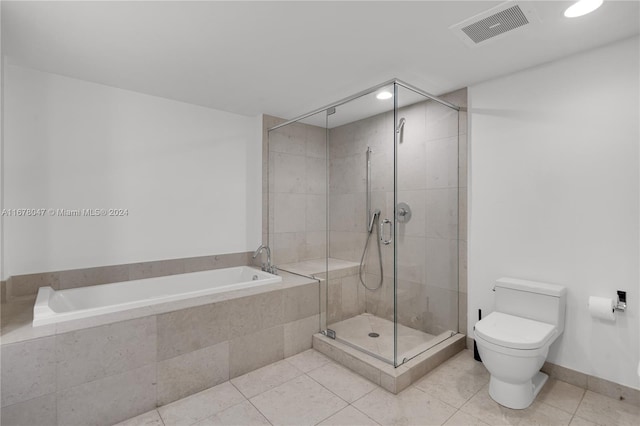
368,209 -> 381,233
396,118 -> 406,143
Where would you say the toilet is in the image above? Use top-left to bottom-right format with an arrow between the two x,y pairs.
474,277 -> 566,409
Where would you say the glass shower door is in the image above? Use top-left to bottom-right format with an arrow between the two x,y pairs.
325,84 -> 397,365
393,83 -> 459,365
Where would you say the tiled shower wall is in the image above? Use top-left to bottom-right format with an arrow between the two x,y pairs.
327,89 -> 467,337
267,121 -> 327,265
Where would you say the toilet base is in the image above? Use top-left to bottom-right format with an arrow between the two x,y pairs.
488,371 -> 549,409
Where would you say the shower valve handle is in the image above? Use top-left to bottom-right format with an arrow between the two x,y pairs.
380,219 -> 393,245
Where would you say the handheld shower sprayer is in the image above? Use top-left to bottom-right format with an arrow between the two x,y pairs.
368,209 -> 381,233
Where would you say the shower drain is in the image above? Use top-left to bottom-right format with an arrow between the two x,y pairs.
368,332 -> 380,338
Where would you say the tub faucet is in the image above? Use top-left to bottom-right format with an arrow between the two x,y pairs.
253,244 -> 277,275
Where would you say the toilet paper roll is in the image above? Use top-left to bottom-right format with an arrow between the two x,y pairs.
588,296 -> 615,321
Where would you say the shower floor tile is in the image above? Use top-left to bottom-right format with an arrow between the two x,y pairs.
328,313 -> 442,363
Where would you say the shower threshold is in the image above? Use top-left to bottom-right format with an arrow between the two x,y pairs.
328,313 -> 453,365
313,322 -> 465,394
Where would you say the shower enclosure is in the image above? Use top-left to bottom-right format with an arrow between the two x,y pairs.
268,80 -> 461,368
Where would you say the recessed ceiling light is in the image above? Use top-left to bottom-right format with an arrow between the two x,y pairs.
376,91 -> 393,100
564,0 -> 603,18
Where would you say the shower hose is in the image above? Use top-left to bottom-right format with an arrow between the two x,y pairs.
359,213 -> 383,291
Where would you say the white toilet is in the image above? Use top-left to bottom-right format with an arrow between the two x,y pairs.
474,277 -> 566,409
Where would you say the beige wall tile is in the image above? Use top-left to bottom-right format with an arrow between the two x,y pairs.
306,194 -> 327,232
426,101 -> 459,141
182,252 -> 251,273
8,272 -> 59,299
284,315 -> 320,357
439,87 -> 468,109
306,157 -> 326,194
273,193 -> 307,233
57,364 -> 156,426
269,122 -> 307,156
425,136 -> 458,189
459,240 -> 467,293
329,193 -> 366,232
228,290 -> 283,338
425,238 -> 458,291
306,125 -> 327,159
340,275 -> 361,319
1,337 -> 56,407
327,278 -> 342,324
129,258 -> 185,280
425,188 -> 458,239
59,264 -> 129,290
283,282 -> 319,323
303,231 -> 326,260
157,302 -> 229,360
329,154 -> 366,194
229,325 -> 284,378
56,316 -> 157,390
459,292 -> 468,335
271,151 -> 307,194
459,132 -> 468,187
157,341 -> 229,406
0,393 -> 56,426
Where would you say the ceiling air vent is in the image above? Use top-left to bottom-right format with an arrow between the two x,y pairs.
450,1 -> 539,47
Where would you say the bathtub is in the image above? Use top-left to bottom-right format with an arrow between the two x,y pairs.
33,266 -> 281,327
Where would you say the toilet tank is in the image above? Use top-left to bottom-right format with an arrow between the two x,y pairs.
494,277 -> 567,334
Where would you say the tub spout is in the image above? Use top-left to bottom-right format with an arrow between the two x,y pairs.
253,244 -> 276,275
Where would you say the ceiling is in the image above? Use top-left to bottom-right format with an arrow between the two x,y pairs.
2,1 -> 639,120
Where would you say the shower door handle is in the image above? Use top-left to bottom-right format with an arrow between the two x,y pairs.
380,219 -> 393,245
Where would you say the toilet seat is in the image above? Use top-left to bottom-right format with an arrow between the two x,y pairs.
475,312 -> 556,350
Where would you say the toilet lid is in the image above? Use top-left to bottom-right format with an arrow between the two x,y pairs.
475,312 -> 556,350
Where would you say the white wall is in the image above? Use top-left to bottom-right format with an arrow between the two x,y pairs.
468,36 -> 639,389
3,64 -> 261,278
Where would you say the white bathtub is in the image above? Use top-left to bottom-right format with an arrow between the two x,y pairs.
33,266 -> 281,327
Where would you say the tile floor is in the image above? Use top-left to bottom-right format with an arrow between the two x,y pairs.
117,349 -> 639,426
329,313 -> 450,362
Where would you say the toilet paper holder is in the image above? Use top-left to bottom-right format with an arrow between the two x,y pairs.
615,290 -> 627,312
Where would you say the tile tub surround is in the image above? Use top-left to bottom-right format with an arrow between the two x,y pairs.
119,348 -> 635,426
278,257 -> 364,325
0,271 -> 320,426
2,251 -> 254,303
